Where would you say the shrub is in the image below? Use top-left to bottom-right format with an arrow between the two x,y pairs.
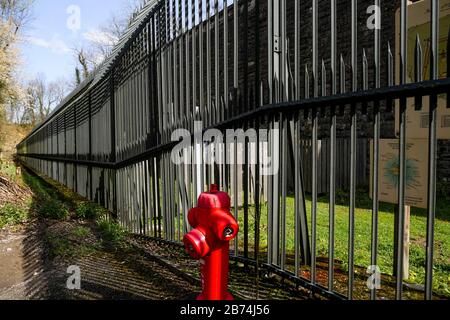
73,226 -> 90,238
45,235 -> 73,258
97,219 -> 127,247
75,202 -> 100,220
38,199 -> 69,220
0,204 -> 27,228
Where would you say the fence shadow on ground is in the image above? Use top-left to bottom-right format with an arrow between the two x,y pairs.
19,167 -> 197,300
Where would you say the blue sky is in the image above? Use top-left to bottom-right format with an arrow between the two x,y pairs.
20,0 -> 124,84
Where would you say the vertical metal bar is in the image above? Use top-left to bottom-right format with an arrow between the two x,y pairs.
170,155 -> 176,240
200,0 -> 205,122
233,0 -> 239,256
192,0 -> 197,122
280,114 -> 287,270
294,0 -> 300,100
223,0 -> 230,194
271,118 -> 280,266
243,125 -> 249,265
214,0 -> 220,121
294,112 -> 301,276
144,160 -> 150,236
152,158 -> 158,237
328,0 -> 337,292
312,0 -> 319,98
233,130 -> 239,257
170,0 -> 179,141
268,0 -> 273,103
173,0 -> 179,129
267,0 -> 276,266
186,0 -> 191,123
310,0 -> 319,286
272,0 -> 280,103
198,0 -> 205,196
351,0 -> 357,93
179,1 -> 185,119
157,157 -> 162,238
74,97 -> 78,193
157,9 -> 164,146
88,92 -> 93,200
371,0 -> 381,301
234,0 -> 239,108
152,16 -> 160,147
267,116 -> 273,264
280,0 -> 286,101
161,155 -> 167,238
254,118 -> 261,276
253,0 -> 261,286
396,0 -> 408,300
147,160 -> 153,236
254,0 -> 260,110
224,0 -> 229,118
190,0 -> 197,210
348,0 -> 357,300
242,0 -> 249,266
206,0 -> 212,126
425,0 -> 439,301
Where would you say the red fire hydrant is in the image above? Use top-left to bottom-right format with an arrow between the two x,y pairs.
183,184 -> 239,301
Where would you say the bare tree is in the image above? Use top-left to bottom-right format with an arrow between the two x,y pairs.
77,49 -> 91,79
70,47 -> 100,86
71,0 -> 148,85
1,0 -> 34,37
14,76 -> 69,125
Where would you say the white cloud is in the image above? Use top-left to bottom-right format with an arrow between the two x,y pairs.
27,35 -> 72,55
82,29 -> 118,47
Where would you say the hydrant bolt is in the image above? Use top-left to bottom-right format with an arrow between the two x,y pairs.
224,227 -> 234,238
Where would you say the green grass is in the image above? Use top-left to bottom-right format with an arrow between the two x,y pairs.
21,169 -> 72,221
73,226 -> 90,238
75,202 -> 102,220
235,189 -> 450,297
37,199 -> 69,220
44,235 -> 74,258
97,218 -> 128,248
0,203 -> 28,229
0,163 -> 17,180
0,164 -> 29,228
45,233 -> 97,258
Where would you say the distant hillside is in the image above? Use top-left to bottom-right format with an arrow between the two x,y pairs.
0,123 -> 32,162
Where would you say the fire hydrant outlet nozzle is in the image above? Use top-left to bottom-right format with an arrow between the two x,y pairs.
183,184 -> 239,301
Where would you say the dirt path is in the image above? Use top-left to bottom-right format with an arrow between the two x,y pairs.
0,221 -> 198,300
0,231 -> 28,299
0,225 -> 50,299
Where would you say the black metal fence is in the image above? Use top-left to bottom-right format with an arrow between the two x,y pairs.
17,0 -> 450,300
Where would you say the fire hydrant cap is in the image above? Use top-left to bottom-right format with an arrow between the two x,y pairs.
183,228 -> 210,259
197,184 -> 231,209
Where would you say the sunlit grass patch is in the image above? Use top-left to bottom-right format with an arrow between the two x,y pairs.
0,203 -> 28,229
